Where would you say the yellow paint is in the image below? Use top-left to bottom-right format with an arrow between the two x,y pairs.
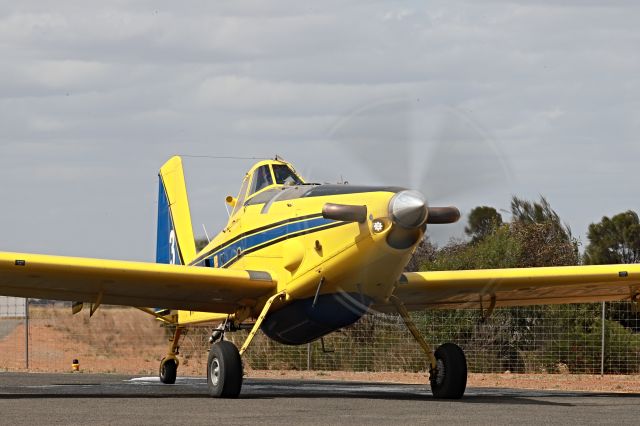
178,311 -> 228,325
159,156 -> 197,265
282,239 -> 305,271
390,264 -> 640,310
175,158 -> 410,325
0,251 -> 275,313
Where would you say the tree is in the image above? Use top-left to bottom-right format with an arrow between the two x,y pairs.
423,220 -> 579,272
510,221 -> 579,267
465,206 -> 503,243
195,237 -> 209,252
423,196 -> 578,271
583,211 -> 640,265
510,195 -> 573,240
583,210 -> 640,333
405,237 -> 437,272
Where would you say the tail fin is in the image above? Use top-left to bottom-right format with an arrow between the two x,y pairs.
156,156 -> 196,266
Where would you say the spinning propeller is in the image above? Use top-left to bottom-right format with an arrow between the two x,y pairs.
327,98 -> 513,231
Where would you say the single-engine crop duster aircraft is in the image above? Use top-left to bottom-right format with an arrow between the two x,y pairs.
1,156 -> 640,399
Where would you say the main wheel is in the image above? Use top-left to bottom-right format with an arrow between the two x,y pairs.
207,341 -> 243,398
430,343 -> 467,399
159,358 -> 177,384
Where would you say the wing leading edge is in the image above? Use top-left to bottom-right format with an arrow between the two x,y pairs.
0,251 -> 275,313
382,264 -> 640,311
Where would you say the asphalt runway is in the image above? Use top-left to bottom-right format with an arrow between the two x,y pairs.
0,373 -> 639,425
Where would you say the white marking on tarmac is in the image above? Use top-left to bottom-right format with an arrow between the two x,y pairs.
127,377 -> 160,382
126,376 -> 204,385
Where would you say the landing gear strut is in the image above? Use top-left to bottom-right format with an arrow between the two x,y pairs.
389,295 -> 468,399
159,325 -> 184,384
205,291 -> 286,398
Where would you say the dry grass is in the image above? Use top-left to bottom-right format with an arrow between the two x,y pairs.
0,307 -> 168,374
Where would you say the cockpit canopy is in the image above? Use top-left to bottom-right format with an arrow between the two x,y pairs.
230,160 -> 305,216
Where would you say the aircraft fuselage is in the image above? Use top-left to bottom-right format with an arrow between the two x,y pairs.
182,176 -> 423,344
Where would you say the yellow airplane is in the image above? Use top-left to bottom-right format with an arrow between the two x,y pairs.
1,156 -> 639,399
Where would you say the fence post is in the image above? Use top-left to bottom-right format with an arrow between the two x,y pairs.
307,343 -> 311,370
600,301 -> 605,377
25,298 -> 29,370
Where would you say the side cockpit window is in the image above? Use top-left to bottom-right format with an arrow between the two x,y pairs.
249,165 -> 274,195
273,164 -> 303,186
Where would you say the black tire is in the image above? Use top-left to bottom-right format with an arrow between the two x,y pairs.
207,341 -> 243,398
430,343 -> 467,399
159,358 -> 177,384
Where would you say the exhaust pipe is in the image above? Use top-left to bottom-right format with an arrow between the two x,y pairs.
322,203 -> 368,223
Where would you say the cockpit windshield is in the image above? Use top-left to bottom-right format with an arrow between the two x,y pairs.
273,164 -> 303,186
249,165 -> 273,195
231,162 -> 305,216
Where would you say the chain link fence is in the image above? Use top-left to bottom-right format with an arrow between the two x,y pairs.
1,296 -> 639,375
0,297 -> 28,370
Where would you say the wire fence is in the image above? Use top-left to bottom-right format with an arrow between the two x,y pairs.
1,296 -> 639,375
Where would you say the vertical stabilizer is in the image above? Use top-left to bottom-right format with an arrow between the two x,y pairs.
156,156 -> 196,265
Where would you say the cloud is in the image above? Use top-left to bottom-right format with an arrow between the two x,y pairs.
0,0 -> 639,259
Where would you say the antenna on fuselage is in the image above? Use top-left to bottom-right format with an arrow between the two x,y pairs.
274,154 -> 290,163
338,175 -> 349,185
202,224 -> 211,243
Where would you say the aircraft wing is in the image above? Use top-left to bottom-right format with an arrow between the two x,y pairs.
379,264 -> 640,311
0,251 -> 275,313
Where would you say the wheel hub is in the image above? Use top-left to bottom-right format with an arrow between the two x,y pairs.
210,358 -> 220,387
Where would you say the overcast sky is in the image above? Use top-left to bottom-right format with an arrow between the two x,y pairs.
1,1 -> 639,262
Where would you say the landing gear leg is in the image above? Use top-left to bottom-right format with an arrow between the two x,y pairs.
159,325 -> 184,384
389,295 -> 467,399
206,291 -> 286,398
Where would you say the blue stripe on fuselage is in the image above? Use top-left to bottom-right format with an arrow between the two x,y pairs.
156,178 -> 179,264
198,216 -> 338,268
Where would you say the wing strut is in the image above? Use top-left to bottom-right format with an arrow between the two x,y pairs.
389,295 -> 437,370
239,291 -> 286,356
390,295 -> 469,399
